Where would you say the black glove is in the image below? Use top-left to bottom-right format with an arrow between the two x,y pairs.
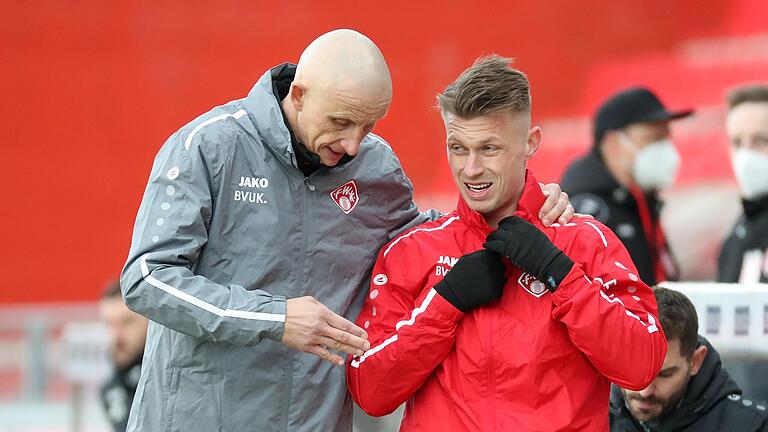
484,216 -> 574,292
434,250 -> 507,312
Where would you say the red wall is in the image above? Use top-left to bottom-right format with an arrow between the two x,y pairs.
1,1 -> 764,303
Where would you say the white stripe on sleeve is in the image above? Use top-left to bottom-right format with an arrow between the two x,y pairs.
139,254 -> 285,322
184,109 -> 247,150
350,288 -> 438,368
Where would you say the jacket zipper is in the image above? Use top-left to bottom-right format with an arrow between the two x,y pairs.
280,176 -> 313,431
478,227 -> 497,431
485,307 -> 496,431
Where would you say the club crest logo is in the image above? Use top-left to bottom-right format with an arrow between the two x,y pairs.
330,180 -> 359,214
518,272 -> 548,298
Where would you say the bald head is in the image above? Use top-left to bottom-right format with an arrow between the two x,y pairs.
283,29 -> 393,166
295,29 -> 392,99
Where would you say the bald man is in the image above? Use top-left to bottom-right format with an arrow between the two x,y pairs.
121,29 -> 573,431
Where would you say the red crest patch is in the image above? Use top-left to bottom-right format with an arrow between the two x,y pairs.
517,272 -> 548,298
330,180 -> 359,214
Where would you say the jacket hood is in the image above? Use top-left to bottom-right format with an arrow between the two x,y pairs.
241,67 -> 295,159
610,336 -> 742,431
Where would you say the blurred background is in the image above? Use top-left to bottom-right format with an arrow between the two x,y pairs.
1,0 -> 766,430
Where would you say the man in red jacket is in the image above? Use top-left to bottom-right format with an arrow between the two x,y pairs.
346,55 -> 668,431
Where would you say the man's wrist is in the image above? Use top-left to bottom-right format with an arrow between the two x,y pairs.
541,253 -> 575,292
434,279 -> 469,312
430,288 -> 467,322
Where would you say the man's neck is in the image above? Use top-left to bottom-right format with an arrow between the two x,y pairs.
484,202 -> 520,229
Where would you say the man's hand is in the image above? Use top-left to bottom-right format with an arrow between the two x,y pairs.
539,183 -> 574,226
434,250 -> 507,312
484,216 -> 575,292
282,296 -> 370,366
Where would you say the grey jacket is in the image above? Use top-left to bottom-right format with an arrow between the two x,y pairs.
121,67 -> 428,432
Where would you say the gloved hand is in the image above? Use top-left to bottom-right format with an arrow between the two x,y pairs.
434,250 -> 507,312
484,216 -> 574,292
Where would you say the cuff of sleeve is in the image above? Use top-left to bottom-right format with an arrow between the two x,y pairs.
550,264 -> 588,306
429,289 -> 466,323
260,294 -> 287,342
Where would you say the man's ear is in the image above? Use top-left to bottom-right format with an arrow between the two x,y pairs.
689,345 -> 708,376
289,82 -> 306,112
525,126 -> 542,160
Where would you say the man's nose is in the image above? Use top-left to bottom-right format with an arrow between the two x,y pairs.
463,152 -> 484,177
340,127 -> 369,156
339,137 -> 362,156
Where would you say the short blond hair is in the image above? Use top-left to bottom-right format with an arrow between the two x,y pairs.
437,55 -> 530,119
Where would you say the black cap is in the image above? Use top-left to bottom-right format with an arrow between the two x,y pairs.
593,86 -> 693,145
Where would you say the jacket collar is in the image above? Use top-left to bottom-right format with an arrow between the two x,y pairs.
456,169 -> 546,233
241,67 -> 296,163
743,194 -> 768,219
242,64 -> 357,174
569,151 -> 663,216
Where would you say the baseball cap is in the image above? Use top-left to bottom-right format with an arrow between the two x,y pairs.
593,86 -> 693,145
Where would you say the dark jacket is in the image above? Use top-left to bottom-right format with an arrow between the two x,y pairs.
100,355 -> 142,432
562,151 -> 678,285
609,337 -> 768,432
718,195 -> 768,283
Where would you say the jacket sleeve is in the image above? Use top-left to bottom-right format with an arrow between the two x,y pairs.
120,123 -> 285,347
381,145 -> 440,239
346,243 -> 463,417
550,219 -> 667,390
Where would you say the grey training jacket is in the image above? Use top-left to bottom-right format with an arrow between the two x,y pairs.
121,67 -> 428,432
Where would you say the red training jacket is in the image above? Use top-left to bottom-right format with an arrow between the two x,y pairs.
347,171 -> 667,432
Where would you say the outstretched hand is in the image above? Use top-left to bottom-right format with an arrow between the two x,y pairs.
282,296 -> 370,366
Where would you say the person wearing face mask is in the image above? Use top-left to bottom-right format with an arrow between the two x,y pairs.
718,84 -> 768,284
562,87 -> 693,285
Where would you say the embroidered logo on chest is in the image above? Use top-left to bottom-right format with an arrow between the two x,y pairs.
330,180 -> 359,214
435,255 -> 459,277
518,272 -> 548,298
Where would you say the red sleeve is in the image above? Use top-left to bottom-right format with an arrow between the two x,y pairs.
551,220 -> 667,391
346,242 -> 464,417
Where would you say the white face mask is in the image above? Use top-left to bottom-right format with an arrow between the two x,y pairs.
619,133 -> 680,191
731,148 -> 768,200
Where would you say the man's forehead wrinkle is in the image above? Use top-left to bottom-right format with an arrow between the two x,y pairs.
331,90 -> 390,118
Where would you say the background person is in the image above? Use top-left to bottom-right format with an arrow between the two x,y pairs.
610,286 -> 768,431
562,87 -> 693,285
718,84 -> 768,283
98,280 -> 147,432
